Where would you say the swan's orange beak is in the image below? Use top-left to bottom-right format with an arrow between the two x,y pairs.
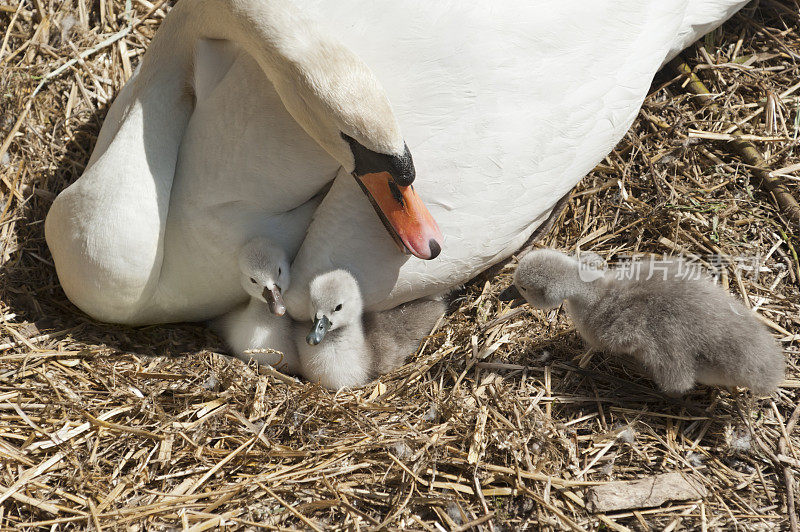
353,171 -> 443,259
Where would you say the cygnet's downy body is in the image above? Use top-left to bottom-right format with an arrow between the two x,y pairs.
212,237 -> 299,374
508,249 -> 785,394
298,270 -> 446,390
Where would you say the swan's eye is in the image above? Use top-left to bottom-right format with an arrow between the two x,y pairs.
250,277 -> 257,284
334,304 -> 343,312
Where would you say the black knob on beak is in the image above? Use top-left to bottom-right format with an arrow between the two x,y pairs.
306,315 -> 331,345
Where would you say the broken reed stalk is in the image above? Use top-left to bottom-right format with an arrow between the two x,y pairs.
728,137 -> 800,225
671,59 -> 800,228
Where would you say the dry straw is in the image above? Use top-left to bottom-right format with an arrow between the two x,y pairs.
1,1 -> 798,529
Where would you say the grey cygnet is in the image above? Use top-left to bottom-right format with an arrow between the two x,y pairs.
298,270 -> 446,390
510,249 -> 785,395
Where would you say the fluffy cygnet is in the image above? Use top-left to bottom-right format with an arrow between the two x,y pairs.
298,270 -> 446,390
212,237 -> 299,374
507,249 -> 785,395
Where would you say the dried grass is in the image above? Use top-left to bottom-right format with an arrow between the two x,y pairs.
1,1 -> 799,529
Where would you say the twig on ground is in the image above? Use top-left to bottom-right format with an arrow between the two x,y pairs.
671,58 -> 800,228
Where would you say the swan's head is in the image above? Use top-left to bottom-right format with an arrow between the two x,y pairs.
305,269 -> 363,345
272,43 -> 442,260
505,249 -> 587,310
238,237 -> 290,316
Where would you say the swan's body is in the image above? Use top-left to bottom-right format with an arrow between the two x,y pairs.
212,237 -> 299,374
512,250 -> 785,394
45,0 -> 748,325
298,270 -> 444,390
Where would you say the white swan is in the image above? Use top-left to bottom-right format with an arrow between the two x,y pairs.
44,0 -> 748,325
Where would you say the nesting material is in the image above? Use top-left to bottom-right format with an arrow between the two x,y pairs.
0,0 -> 798,530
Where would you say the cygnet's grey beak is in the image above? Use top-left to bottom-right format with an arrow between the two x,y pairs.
306,315 -> 331,346
498,285 -> 526,307
263,286 -> 286,316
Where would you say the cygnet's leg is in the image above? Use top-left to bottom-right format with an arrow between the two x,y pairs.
589,317 -> 693,394
695,365 -> 737,389
637,347 -> 697,395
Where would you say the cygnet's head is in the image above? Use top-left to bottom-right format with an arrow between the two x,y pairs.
513,249 -> 586,309
239,237 -> 290,316
305,270 -> 364,345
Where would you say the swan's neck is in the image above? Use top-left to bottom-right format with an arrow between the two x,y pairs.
138,0 -> 397,166
127,1 -> 336,163
189,0 -> 324,81
145,1 -> 319,67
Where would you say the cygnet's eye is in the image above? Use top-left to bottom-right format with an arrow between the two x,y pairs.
334,303 -> 343,312
250,277 -> 257,284
278,267 -> 282,276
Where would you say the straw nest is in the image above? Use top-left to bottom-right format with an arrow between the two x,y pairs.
1,1 -> 798,530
